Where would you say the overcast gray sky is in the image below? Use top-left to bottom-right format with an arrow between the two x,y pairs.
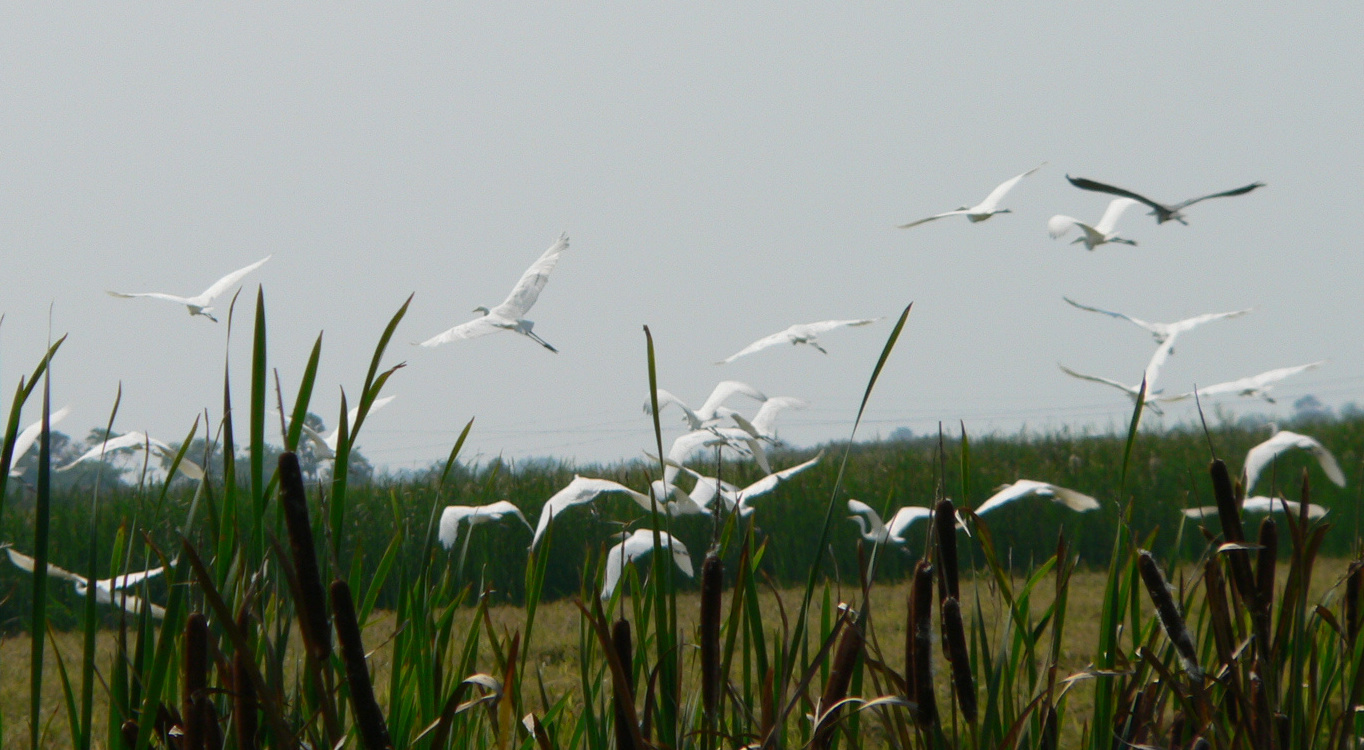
2,4 -> 1361,472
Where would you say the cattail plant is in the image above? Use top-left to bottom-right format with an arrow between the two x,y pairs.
1254,516 -> 1278,662
911,560 -> 936,727
934,498 -> 959,602
813,616 -> 863,750
280,452 -> 331,660
183,612 -> 209,750
1137,550 -> 1202,680
232,610 -> 258,750
331,580 -> 392,750
612,617 -> 636,750
699,552 -> 723,732
941,597 -> 976,723
1211,458 -> 1258,609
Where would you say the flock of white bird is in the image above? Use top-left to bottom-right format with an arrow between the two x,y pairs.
3,164 -> 1348,609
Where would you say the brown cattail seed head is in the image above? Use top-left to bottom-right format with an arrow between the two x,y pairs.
1137,551 -> 1202,681
814,619 -> 863,750
183,612 -> 209,750
941,597 -> 976,722
280,452 -> 332,660
232,611 -> 258,750
935,499 -> 960,602
700,553 -> 723,722
331,580 -> 393,750
911,561 -> 937,727
1346,562 -> 1364,644
611,618 -> 636,750
1210,459 -> 1243,542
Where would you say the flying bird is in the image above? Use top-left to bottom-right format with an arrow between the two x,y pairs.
714,396 -> 809,443
1159,361 -> 1326,404
1066,175 -> 1265,225
974,480 -> 1100,516
1048,198 -> 1140,250
1063,297 -> 1251,348
1242,429 -> 1345,493
646,381 -> 767,431
58,431 -> 205,481
898,163 -> 1045,228
299,395 -> 397,460
108,256 -> 271,322
601,529 -> 693,600
4,545 -> 167,619
419,234 -> 569,352
529,475 -> 649,551
6,405 -> 72,477
846,499 -> 932,545
1182,496 -> 1327,520
668,452 -> 823,518
1058,336 -> 1175,414
438,500 -> 533,550
717,319 -> 880,364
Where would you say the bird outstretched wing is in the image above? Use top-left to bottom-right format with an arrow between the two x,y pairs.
1170,182 -> 1266,211
1066,175 -> 1167,215
493,234 -> 569,318
418,317 -> 503,348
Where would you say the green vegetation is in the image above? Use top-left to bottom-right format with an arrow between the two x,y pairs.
0,293 -> 1361,748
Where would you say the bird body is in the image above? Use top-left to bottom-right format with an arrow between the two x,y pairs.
717,319 -> 880,364
1066,175 -> 1265,225
108,256 -> 271,322
975,480 -> 1099,516
846,499 -> 933,545
898,163 -> 1044,228
1063,297 -> 1251,347
1159,361 -> 1326,404
715,396 -> 809,442
529,475 -> 651,550
601,529 -> 693,600
1048,198 -> 1140,250
1242,430 -> 1345,493
647,381 -> 768,430
1059,335 -> 1175,414
420,234 -> 568,351
438,500 -> 532,549
671,452 -> 822,517
58,431 -> 205,480
4,546 -> 166,619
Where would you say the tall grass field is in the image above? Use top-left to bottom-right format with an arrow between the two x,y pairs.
1,295 -> 1361,749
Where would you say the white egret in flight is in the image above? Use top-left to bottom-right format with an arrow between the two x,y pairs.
438,500 -> 533,550
717,319 -> 880,364
646,381 -> 767,431
1182,496 -> 1327,520
529,475 -> 705,551
298,395 -> 397,460
1058,336 -> 1175,414
1242,429 -> 1345,493
419,234 -> 568,352
1159,361 -> 1326,404
108,256 -> 271,322
1048,198 -> 1140,250
714,396 -> 809,442
846,499 -> 932,545
668,451 -> 823,518
898,163 -> 1045,228
58,431 -> 204,481
6,405 -> 72,477
1066,175 -> 1265,225
974,480 -> 1099,516
601,529 -> 693,600
1063,297 -> 1251,348
4,545 -> 167,619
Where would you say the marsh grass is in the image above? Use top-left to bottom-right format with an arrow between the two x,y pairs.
1,291 -> 1362,748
